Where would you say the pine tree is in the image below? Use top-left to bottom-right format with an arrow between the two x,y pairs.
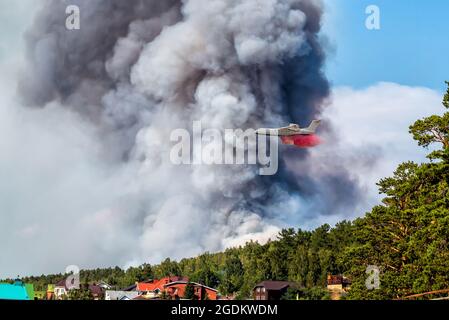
184,282 -> 196,300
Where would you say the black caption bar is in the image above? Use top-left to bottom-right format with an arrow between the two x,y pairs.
0,300 -> 447,319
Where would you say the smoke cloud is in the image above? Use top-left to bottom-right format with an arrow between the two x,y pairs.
10,0 -> 374,272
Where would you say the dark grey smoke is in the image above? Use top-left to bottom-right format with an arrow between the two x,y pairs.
18,0 -> 373,264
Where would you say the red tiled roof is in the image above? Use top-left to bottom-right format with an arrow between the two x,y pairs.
136,282 -> 157,292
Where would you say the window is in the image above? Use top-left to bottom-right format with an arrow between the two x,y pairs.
256,287 -> 261,293
262,287 -> 266,293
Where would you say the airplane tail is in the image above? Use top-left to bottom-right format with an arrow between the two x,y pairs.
305,120 -> 321,133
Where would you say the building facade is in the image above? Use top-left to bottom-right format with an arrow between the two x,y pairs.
253,281 -> 297,300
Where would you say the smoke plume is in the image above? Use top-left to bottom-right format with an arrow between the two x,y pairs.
17,0 -> 371,267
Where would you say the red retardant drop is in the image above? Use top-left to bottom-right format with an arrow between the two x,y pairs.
280,134 -> 322,148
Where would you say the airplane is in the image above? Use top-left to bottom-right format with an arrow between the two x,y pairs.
255,120 -> 322,148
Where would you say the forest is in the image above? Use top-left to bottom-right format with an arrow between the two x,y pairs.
7,83 -> 449,300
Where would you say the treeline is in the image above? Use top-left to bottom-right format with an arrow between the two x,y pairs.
10,84 -> 449,300
17,224 -> 354,299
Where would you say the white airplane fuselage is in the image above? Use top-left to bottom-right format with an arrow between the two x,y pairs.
255,120 -> 322,148
255,120 -> 320,136
255,126 -> 314,136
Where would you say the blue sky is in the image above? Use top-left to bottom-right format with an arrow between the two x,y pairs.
324,0 -> 449,92
1,0 -> 447,91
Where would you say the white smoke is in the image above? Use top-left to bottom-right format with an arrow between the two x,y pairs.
123,0 -> 310,262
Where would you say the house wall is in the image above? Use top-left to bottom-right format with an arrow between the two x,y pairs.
253,287 -> 288,300
327,283 -> 350,300
54,286 -> 67,299
203,287 -> 217,300
253,286 -> 267,300
327,284 -> 344,291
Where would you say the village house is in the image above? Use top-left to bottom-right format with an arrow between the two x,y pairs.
88,284 -> 105,300
165,281 -> 218,300
53,279 -> 69,299
134,276 -> 218,300
136,276 -> 188,298
48,280 -> 105,300
253,281 -> 297,300
327,275 -> 351,300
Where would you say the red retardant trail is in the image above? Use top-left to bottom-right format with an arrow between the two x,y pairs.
281,134 -> 322,148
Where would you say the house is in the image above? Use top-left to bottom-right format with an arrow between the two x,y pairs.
253,281 -> 297,300
136,276 -> 189,299
88,284 -> 105,300
53,279 -> 69,299
51,280 -> 104,300
164,281 -> 218,300
0,280 -> 34,300
136,276 -> 188,292
327,275 -> 351,300
134,277 -> 218,300
105,290 -> 140,301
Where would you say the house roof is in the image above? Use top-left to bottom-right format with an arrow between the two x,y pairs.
89,285 -> 104,296
55,279 -> 68,289
136,282 -> 158,292
254,281 -> 297,291
136,280 -> 161,291
122,284 -> 137,291
165,281 -> 218,293
106,290 -> 140,300
123,278 -> 153,291
136,277 -> 189,292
